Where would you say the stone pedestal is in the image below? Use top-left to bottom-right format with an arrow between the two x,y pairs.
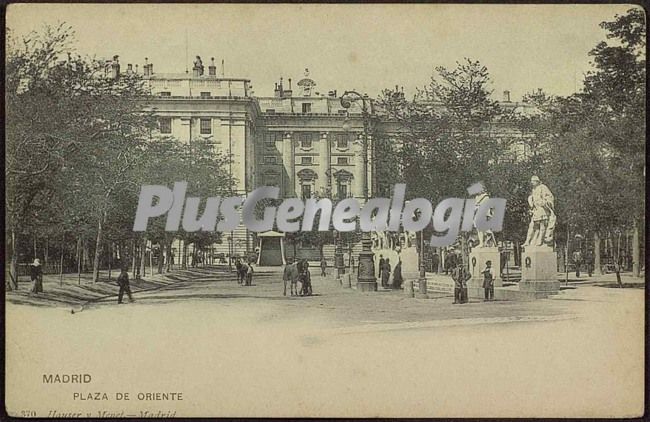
468,247 -> 502,288
520,246 -> 559,295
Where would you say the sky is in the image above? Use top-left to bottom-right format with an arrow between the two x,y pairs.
7,3 -> 638,101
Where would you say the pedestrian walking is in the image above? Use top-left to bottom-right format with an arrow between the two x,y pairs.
116,266 -> 134,304
572,249 -> 583,278
30,258 -> 43,294
392,258 -> 403,289
235,259 -> 243,284
283,258 -> 300,296
299,259 -> 312,296
444,249 -> 458,275
168,251 -> 175,271
432,252 -> 440,273
378,254 -> 385,281
245,259 -> 254,286
482,260 -> 495,301
320,257 -> 327,277
381,258 -> 391,288
585,249 -> 594,277
451,263 -> 470,304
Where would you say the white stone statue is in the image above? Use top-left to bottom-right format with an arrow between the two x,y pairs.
524,175 -> 556,247
474,187 -> 497,248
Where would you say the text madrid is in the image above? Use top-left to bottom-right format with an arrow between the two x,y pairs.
133,183 -> 506,247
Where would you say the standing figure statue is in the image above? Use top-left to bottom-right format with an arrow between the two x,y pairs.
474,186 -> 497,248
524,175 -> 556,247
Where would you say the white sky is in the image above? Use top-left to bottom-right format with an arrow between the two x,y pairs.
7,3 -> 638,100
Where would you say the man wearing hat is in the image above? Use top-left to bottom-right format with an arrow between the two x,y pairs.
482,260 -> 495,301
116,266 -> 134,304
30,258 -> 43,294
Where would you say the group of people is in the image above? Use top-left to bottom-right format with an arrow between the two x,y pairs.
377,255 -> 403,290
283,258 -> 313,297
451,259 -> 495,304
234,258 -> 255,286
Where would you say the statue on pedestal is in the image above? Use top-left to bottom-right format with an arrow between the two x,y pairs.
474,186 -> 497,248
524,175 -> 556,247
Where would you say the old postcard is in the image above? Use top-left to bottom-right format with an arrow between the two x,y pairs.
4,3 -> 645,418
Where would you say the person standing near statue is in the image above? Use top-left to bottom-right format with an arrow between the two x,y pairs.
524,176 -> 556,247
381,258 -> 391,289
482,260 -> 495,301
378,254 -> 385,285
451,262 -> 470,304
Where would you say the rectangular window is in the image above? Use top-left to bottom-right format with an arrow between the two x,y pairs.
302,184 -> 312,200
337,157 -> 349,165
159,117 -> 172,134
159,91 -> 171,97
336,134 -> 349,149
302,103 -> 312,114
200,91 -> 211,98
301,156 -> 313,165
300,133 -> 313,148
264,156 -> 277,164
200,118 -> 212,135
338,183 -> 348,200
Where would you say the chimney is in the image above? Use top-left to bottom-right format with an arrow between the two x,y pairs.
135,64 -> 139,74
110,55 -> 120,79
148,62 -> 153,75
274,82 -> 281,98
143,57 -> 150,77
503,90 -> 511,102
208,57 -> 217,76
127,64 -> 133,74
284,78 -> 292,97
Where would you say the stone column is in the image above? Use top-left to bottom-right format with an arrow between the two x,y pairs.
354,133 -> 364,199
367,134 -> 374,197
319,132 -> 330,196
283,132 -> 295,197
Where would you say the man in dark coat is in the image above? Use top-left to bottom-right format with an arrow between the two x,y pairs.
320,257 -> 327,277
117,267 -> 134,304
451,263 -> 471,304
482,260 -> 495,301
378,255 -> 385,285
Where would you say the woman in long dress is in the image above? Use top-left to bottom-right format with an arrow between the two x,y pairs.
381,259 -> 391,289
392,259 -> 403,289
30,258 -> 43,293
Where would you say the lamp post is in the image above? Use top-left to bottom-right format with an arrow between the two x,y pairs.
416,209 -> 428,299
335,230 -> 345,284
340,90 -> 377,292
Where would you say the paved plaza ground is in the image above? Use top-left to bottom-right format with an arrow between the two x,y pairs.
5,266 -> 645,417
